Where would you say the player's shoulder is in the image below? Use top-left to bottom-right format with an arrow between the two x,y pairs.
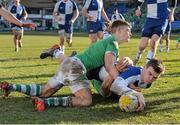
127,66 -> 142,73
119,66 -> 142,79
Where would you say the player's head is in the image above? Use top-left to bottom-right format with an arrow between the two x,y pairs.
111,19 -> 132,43
141,59 -> 165,84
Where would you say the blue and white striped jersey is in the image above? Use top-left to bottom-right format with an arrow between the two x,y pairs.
54,0 -> 78,25
8,3 -> 26,28
84,0 -> 103,22
138,0 -> 168,19
110,66 -> 151,96
8,4 -> 26,21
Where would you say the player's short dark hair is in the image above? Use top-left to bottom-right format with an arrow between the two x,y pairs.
146,59 -> 165,74
111,19 -> 131,33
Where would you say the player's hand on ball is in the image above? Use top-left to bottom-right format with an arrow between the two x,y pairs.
134,92 -> 145,112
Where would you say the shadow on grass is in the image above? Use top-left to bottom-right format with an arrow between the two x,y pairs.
0,73 -> 54,81
144,97 -> 180,114
163,58 -> 180,63
0,57 -> 39,62
0,91 -> 179,124
0,63 -> 58,69
0,93 -> 136,124
144,87 -> 180,98
163,72 -> 180,77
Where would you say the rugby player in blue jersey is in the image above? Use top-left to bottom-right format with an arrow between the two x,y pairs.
91,58 -> 165,112
53,0 -> 79,54
8,0 -> 28,52
133,0 -> 177,65
0,5 -> 35,29
82,0 -> 110,43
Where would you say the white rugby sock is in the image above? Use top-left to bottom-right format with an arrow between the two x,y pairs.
146,50 -> 154,63
60,46 -> 65,54
135,49 -> 143,60
53,49 -> 64,58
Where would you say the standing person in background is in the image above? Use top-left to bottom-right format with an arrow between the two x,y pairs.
111,8 -> 125,22
8,0 -> 28,52
133,0 -> 177,65
159,8 -> 173,53
53,0 -> 79,54
82,0 -> 110,44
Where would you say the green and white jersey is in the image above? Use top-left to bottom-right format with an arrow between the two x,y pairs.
76,35 -> 119,71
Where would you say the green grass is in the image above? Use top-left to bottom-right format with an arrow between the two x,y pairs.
0,32 -> 180,124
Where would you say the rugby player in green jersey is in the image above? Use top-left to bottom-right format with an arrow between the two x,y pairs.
0,20 -> 132,111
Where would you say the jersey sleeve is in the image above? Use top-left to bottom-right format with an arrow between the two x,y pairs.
110,77 -> 133,96
105,42 -> 119,58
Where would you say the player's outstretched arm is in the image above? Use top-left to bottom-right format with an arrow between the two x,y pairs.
0,6 -> 22,27
22,23 -> 36,29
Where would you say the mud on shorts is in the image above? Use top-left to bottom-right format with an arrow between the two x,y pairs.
48,57 -> 90,93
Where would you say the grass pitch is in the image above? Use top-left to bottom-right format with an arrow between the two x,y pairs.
0,32 -> 180,124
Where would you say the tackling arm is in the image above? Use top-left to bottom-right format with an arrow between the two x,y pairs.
101,56 -> 134,95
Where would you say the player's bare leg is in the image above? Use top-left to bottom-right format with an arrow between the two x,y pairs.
165,33 -> 170,52
13,30 -> 19,52
89,33 -> 98,43
97,31 -> 104,40
34,87 -> 92,111
66,33 -> 72,47
147,34 -> 160,63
